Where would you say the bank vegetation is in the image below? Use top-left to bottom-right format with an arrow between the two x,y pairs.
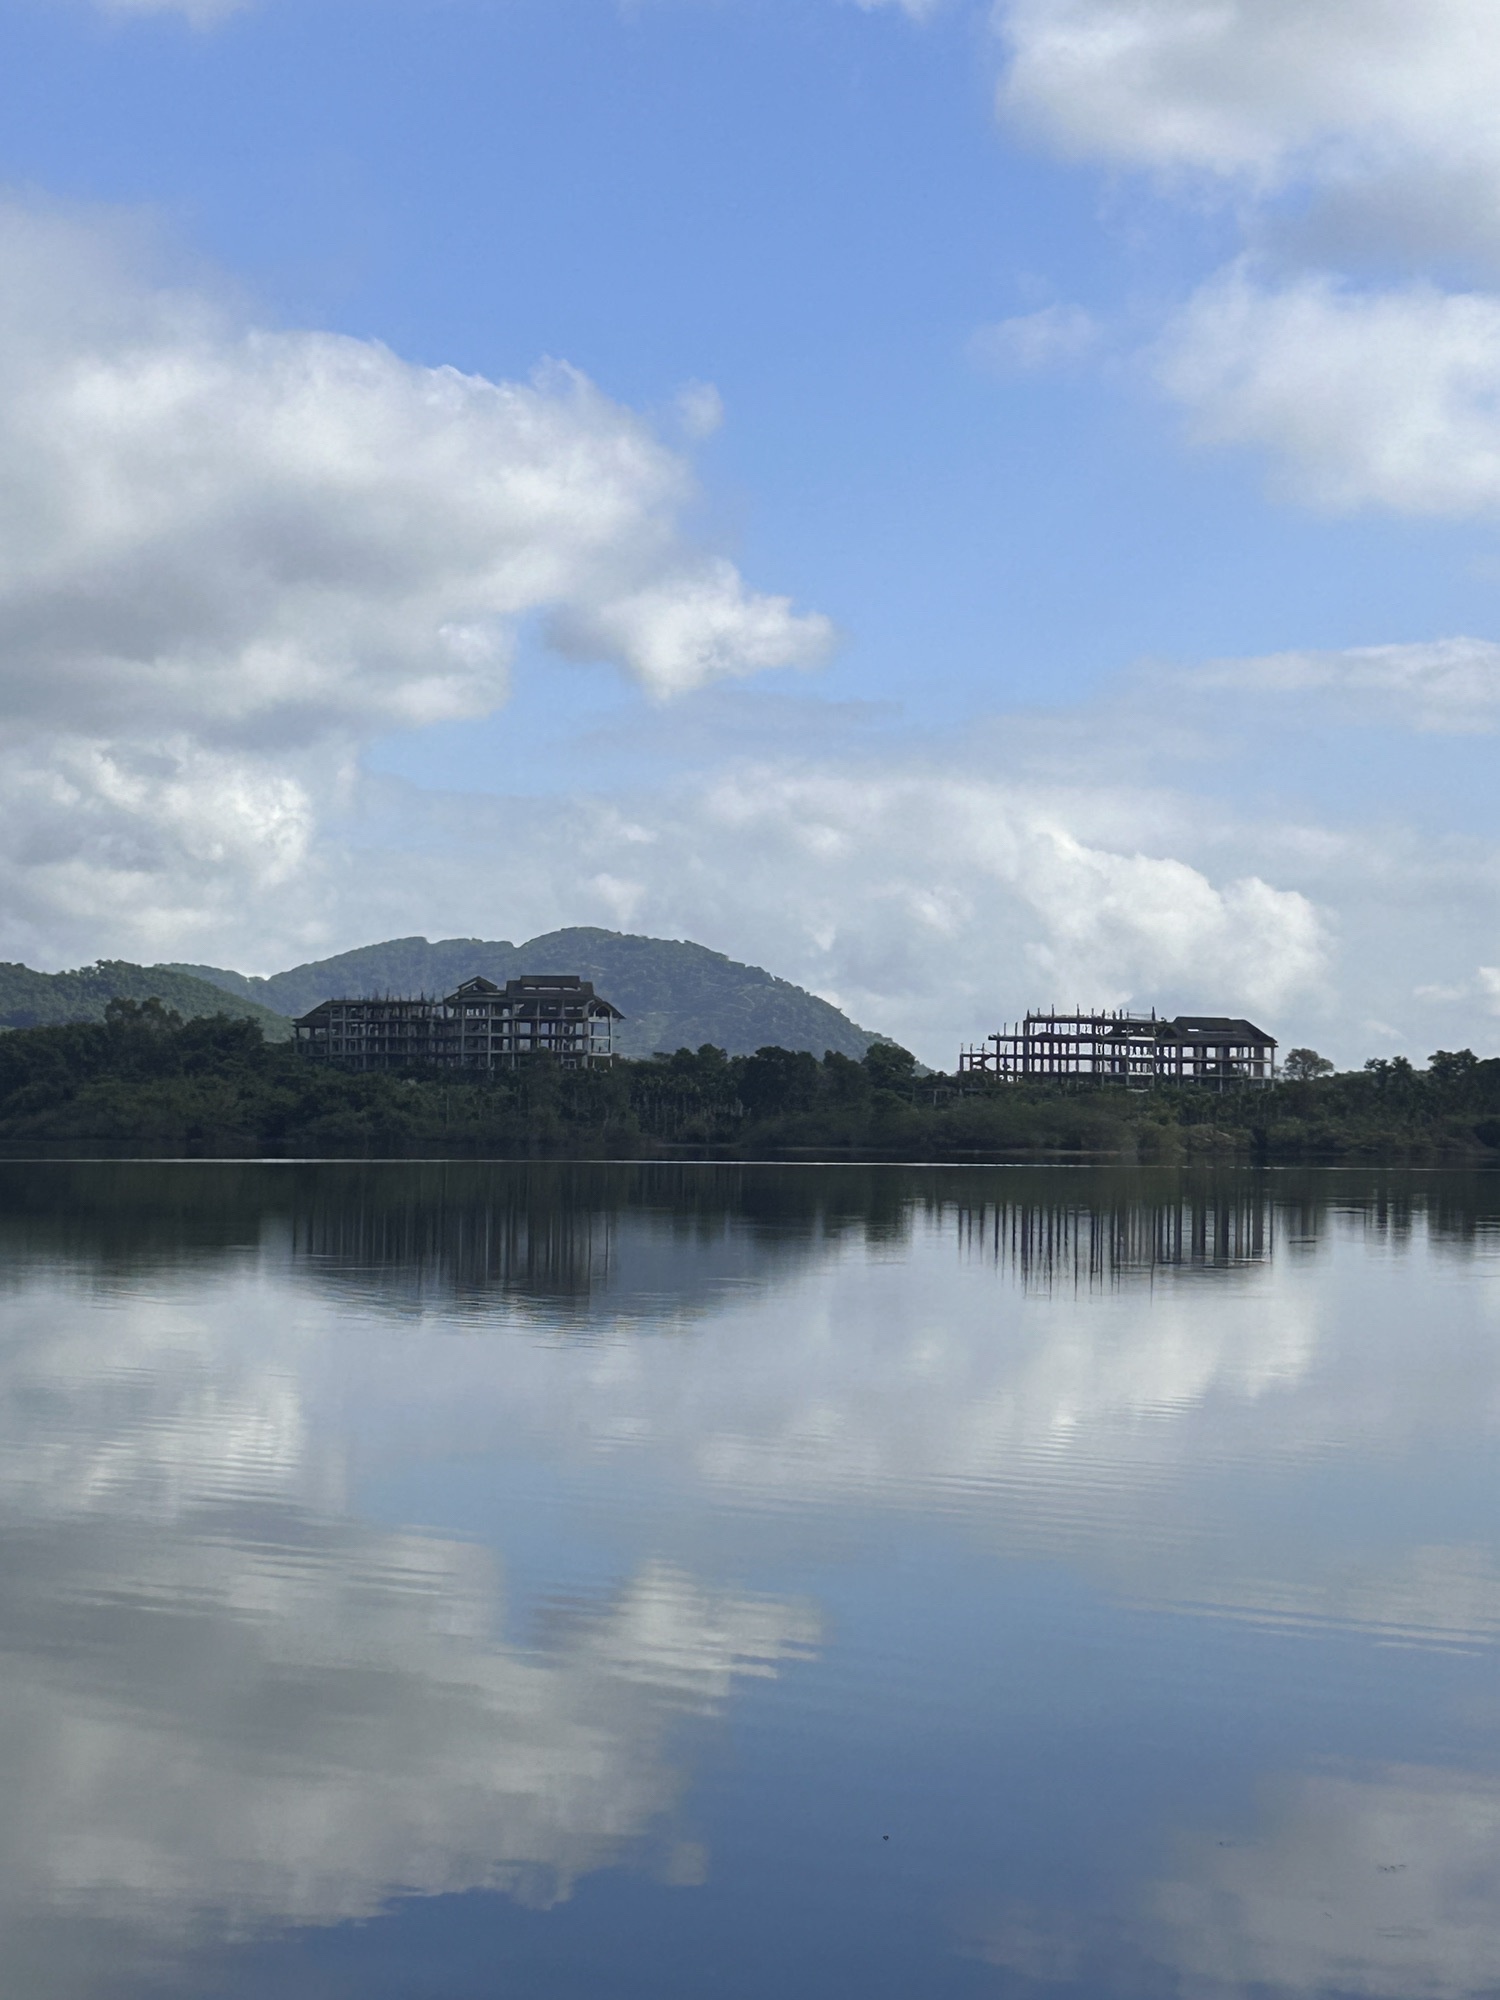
0,1003 -> 1497,1162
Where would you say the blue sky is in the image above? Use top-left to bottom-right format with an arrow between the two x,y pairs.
4,0 -> 1500,1062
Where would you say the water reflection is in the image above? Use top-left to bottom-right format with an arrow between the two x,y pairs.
0,1264 -> 817,1995
0,1162 -> 1499,1995
978,1762 -> 1500,1999
8,1160 -> 1500,1304
0,1161 -> 913,1321
957,1178 -> 1273,1290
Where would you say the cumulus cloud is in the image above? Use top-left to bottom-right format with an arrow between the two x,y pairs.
995,7 -> 1500,508
324,761 -> 1324,1059
599,765 -> 1326,1026
997,0 -> 1500,195
0,200 -> 830,965
323,666 -> 1500,1067
0,206 -> 830,729
551,558 -> 833,699
33,628 -> 1500,1072
1159,265 -> 1500,514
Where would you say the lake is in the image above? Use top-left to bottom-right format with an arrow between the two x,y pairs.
1,1160 -> 1498,1999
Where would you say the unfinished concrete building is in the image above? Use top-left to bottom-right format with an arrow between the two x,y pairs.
958,1010 -> 1277,1087
294,974 -> 623,1072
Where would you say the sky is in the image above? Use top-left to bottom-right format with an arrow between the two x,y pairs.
4,0 -> 1500,1063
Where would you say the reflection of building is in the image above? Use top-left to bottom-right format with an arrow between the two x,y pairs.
959,1010 -> 1277,1087
294,974 -> 623,1072
957,1187 -> 1272,1289
293,1178 -> 619,1308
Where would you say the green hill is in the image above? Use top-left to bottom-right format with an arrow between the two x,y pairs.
0,960 -> 292,1039
173,928 -> 881,1059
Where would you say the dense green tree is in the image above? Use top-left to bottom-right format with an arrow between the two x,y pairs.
861,1041 -> 918,1094
738,1046 -> 821,1118
821,1050 -> 872,1106
1282,1047 -> 1334,1080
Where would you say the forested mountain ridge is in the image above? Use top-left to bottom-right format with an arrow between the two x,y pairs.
173,928 -> 881,1059
0,960 -> 291,1038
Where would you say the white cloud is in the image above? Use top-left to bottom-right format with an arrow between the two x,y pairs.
312,761 -> 1326,1061
968,302 -> 1101,373
0,200 -> 830,966
0,204 -> 830,733
1194,635 -> 1500,732
997,0 -> 1500,194
1159,266 -> 1500,515
0,195 -> 1488,1075
23,624 -> 1500,1072
551,558 -> 833,699
650,765 -> 1326,1023
996,8 -> 1500,506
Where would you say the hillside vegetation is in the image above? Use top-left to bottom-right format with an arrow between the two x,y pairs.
172,928 -> 878,1059
0,961 -> 291,1039
0,1006 -> 1498,1163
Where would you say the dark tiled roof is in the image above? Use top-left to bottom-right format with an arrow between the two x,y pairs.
1165,1016 -> 1275,1044
468,976 -> 623,1018
294,973 -> 624,1024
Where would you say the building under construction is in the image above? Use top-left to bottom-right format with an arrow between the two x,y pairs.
294,974 -> 622,1072
958,1010 -> 1276,1088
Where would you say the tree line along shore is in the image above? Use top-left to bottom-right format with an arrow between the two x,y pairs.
0,1001 -> 1497,1162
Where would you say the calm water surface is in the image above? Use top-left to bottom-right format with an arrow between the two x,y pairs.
1,1161 -> 1498,1998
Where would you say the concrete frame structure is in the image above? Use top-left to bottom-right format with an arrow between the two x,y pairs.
294,974 -> 622,1072
959,1010 -> 1276,1088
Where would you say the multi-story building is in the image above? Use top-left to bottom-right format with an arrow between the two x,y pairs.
959,1010 -> 1276,1087
294,974 -> 623,1072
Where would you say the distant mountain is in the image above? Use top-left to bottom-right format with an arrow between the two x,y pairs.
0,960 -> 292,1039
174,928 -> 882,1059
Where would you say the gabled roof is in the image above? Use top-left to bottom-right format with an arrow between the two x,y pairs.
294,971 -> 624,1024
1165,1016 -> 1276,1045
293,996 -> 437,1017
443,974 -> 624,1018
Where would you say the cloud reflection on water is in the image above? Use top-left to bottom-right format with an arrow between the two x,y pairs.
1,1163 -> 1500,1993
977,1762 -> 1500,1999
0,1260 -> 818,1993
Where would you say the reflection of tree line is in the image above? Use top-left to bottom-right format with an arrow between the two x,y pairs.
4,1162 -> 1500,1304
0,1162 -> 921,1307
